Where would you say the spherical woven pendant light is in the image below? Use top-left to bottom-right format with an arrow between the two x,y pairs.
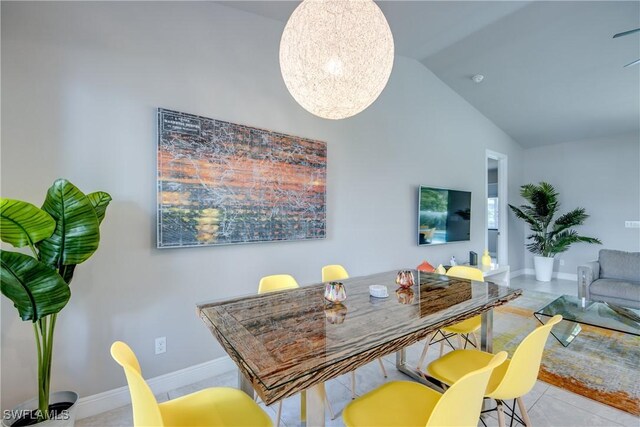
280,0 -> 394,120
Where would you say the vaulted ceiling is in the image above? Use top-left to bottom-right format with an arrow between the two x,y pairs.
219,1 -> 640,147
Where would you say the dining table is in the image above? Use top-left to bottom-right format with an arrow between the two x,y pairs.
197,270 -> 522,426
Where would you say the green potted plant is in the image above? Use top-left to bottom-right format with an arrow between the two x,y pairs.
1,179 -> 111,426
509,182 -> 600,282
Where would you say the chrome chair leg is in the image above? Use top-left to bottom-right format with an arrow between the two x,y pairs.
276,401 -> 282,427
325,395 -> 335,420
417,332 -> 435,370
377,358 -> 388,378
351,371 -> 356,399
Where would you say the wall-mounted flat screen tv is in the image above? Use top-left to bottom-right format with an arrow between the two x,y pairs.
418,186 -> 471,245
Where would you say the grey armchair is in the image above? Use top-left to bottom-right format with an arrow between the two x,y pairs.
578,249 -> 640,309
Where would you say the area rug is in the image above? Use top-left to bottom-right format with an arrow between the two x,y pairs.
493,289 -> 640,416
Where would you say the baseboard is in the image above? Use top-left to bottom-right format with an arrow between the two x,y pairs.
522,268 -> 577,281
76,355 -> 235,420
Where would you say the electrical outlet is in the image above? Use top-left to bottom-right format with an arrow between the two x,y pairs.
155,337 -> 166,355
559,259 -> 565,266
625,221 -> 640,228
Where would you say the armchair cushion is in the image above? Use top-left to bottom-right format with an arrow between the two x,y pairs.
599,249 -> 640,282
589,279 -> 640,308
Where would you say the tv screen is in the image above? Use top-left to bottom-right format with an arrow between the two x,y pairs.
418,186 -> 471,245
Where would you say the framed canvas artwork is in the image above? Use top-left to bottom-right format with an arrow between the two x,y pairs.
157,108 -> 326,248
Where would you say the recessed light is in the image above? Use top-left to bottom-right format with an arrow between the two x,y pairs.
471,74 -> 484,83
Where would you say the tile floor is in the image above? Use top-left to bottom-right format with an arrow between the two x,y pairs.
78,275 -> 639,427
510,275 -> 578,297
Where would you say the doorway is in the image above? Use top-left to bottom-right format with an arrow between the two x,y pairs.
485,150 -> 508,266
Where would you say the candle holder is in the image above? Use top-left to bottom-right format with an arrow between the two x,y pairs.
324,282 -> 347,303
395,270 -> 415,289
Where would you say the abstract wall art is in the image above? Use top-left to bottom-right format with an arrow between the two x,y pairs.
157,109 -> 326,248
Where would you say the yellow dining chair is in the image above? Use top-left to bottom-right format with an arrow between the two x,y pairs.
321,265 -> 349,282
258,274 -> 299,294
321,264 -> 388,399
258,274 -> 335,424
343,351 -> 508,426
417,265 -> 485,370
427,315 -> 562,427
110,341 -> 272,427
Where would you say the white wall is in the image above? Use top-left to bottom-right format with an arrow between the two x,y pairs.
522,133 -> 640,275
1,1 -> 524,408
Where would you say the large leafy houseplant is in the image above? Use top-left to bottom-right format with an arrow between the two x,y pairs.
0,179 -> 111,423
508,182 -> 600,280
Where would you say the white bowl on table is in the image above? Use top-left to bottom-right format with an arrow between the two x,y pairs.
369,285 -> 389,298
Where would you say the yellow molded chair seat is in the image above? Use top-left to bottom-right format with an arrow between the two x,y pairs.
321,264 -> 349,282
258,274 -> 298,294
111,341 -> 272,427
428,351 -> 511,396
343,351 -> 508,427
160,387 -> 272,426
417,266 -> 484,370
441,316 -> 481,334
427,315 -> 563,426
343,381 -> 441,427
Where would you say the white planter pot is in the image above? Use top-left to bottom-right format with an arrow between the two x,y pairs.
2,391 -> 78,427
534,256 -> 555,282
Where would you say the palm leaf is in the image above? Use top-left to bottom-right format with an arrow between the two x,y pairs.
554,207 -> 588,227
519,183 -> 539,201
0,251 -> 70,321
547,230 -> 580,254
519,206 -> 547,231
37,179 -> 100,268
526,233 -> 546,255
548,231 -> 602,254
574,236 -> 601,244
550,208 -> 588,238
0,198 -> 55,248
532,183 -> 558,225
509,205 -> 541,230
526,242 -> 544,255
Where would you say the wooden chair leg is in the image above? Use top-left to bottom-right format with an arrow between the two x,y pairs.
377,358 -> 388,378
417,332 -> 434,370
496,401 -> 506,427
439,339 -> 445,357
276,401 -> 283,427
457,334 -> 464,349
351,371 -> 356,399
516,397 -> 532,426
